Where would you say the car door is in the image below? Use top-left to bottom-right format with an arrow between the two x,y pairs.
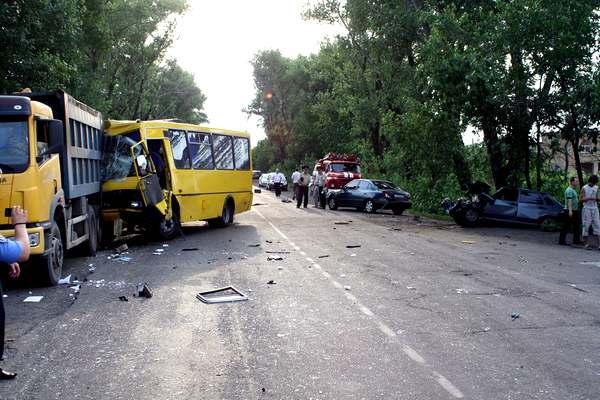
484,187 -> 518,221
337,180 -> 359,207
516,190 -> 546,223
358,180 -> 376,204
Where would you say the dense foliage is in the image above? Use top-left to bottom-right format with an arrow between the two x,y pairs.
0,0 -> 207,122
249,0 -> 600,212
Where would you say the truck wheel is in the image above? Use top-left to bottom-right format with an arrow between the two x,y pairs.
364,200 -> 377,214
40,222 -> 64,286
208,201 -> 234,228
86,206 -> 99,256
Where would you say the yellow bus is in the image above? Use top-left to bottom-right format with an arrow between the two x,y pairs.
101,120 -> 252,240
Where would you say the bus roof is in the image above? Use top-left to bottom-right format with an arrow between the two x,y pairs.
104,119 -> 250,139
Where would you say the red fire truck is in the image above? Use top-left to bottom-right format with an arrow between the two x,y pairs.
314,153 -> 362,192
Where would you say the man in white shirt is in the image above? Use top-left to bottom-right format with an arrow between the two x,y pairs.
580,175 -> 600,249
313,167 -> 326,208
272,168 -> 285,197
291,168 -> 301,200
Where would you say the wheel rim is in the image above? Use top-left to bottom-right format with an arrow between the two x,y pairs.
365,201 -> 374,213
160,218 -> 175,234
465,209 -> 478,222
329,198 -> 336,208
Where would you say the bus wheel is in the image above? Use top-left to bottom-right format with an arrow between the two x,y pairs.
209,201 -> 234,228
157,211 -> 181,240
39,222 -> 64,286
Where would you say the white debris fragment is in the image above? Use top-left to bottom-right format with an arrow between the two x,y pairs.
350,254 -> 357,257
344,286 -> 351,291
277,266 -> 284,270
406,286 -> 416,290
58,275 -> 72,285
23,296 -> 44,303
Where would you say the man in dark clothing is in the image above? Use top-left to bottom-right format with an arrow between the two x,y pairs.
296,166 -> 311,208
559,176 -> 582,245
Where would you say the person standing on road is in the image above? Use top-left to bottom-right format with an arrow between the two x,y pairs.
0,206 -> 30,380
297,166 -> 311,208
314,167 -> 326,208
272,169 -> 285,198
580,175 -> 600,249
291,168 -> 301,200
559,177 -> 582,246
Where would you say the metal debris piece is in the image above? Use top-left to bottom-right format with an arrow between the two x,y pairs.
344,286 -> 351,291
118,296 -> 129,302
196,286 -> 249,304
267,256 -> 284,261
115,243 -> 129,253
23,296 -> 44,303
569,283 -> 587,293
511,312 -> 520,321
461,240 -> 475,244
182,248 -> 199,251
318,255 -> 330,258
254,189 -> 262,193
137,283 -> 153,298
58,275 -> 72,285
267,280 -> 276,285
265,251 -> 290,254
248,244 -> 261,248
346,245 -> 361,248
334,221 -> 351,225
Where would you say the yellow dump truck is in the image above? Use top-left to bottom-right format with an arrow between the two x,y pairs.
0,91 -> 103,285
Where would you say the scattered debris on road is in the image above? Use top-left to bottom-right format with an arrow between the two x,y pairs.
406,286 -> 416,290
318,255 -> 330,258
277,266 -> 284,270
266,240 -> 273,243
137,283 -> 153,298
569,283 -> 587,293
23,296 -> 44,303
115,243 -> 129,253
334,221 -> 352,225
346,245 -> 361,248
349,253 -> 357,257
254,188 -> 262,193
88,265 -> 96,273
267,255 -> 284,261
267,280 -> 276,285
265,251 -> 290,254
111,256 -> 132,262
518,256 -> 528,264
455,288 -> 469,294
511,312 -> 520,321
461,240 -> 475,244
182,247 -> 199,251
281,197 -> 292,203
252,202 -> 265,206
196,286 -> 248,304
248,244 -> 261,248
344,285 -> 351,291
58,275 -> 72,285
118,296 -> 129,302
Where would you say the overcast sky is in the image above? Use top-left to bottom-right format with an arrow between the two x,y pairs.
169,0 -> 344,146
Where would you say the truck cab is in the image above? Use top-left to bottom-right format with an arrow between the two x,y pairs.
0,92 -> 102,285
314,153 -> 361,192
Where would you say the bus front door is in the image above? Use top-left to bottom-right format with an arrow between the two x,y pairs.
130,142 -> 168,216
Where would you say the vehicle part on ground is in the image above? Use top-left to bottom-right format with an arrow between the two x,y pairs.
196,286 -> 248,304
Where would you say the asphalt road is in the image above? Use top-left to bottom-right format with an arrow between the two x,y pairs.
0,188 -> 599,399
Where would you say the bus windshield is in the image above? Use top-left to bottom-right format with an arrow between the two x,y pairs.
101,134 -> 141,181
0,118 -> 29,173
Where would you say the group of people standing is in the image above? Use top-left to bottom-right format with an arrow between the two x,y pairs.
559,175 -> 600,249
290,166 -> 326,209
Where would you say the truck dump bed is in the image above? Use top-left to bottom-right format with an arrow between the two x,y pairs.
23,91 -> 103,200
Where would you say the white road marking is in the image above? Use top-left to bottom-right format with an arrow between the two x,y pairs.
433,371 -> 464,398
253,207 -> 465,398
402,345 -> 425,364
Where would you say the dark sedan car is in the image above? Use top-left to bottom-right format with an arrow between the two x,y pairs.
327,179 -> 412,215
443,184 -> 564,227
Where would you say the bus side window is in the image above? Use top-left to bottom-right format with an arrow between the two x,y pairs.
188,131 -> 214,169
233,137 -> 250,170
213,134 -> 234,170
169,129 -> 191,169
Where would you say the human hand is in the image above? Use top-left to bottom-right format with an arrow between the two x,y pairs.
9,263 -> 20,279
11,206 -> 27,225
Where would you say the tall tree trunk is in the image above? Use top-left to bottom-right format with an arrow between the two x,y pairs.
572,137 -> 584,187
535,120 -> 542,190
482,119 -> 507,188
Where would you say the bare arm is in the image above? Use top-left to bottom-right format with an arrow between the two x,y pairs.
11,206 -> 29,261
